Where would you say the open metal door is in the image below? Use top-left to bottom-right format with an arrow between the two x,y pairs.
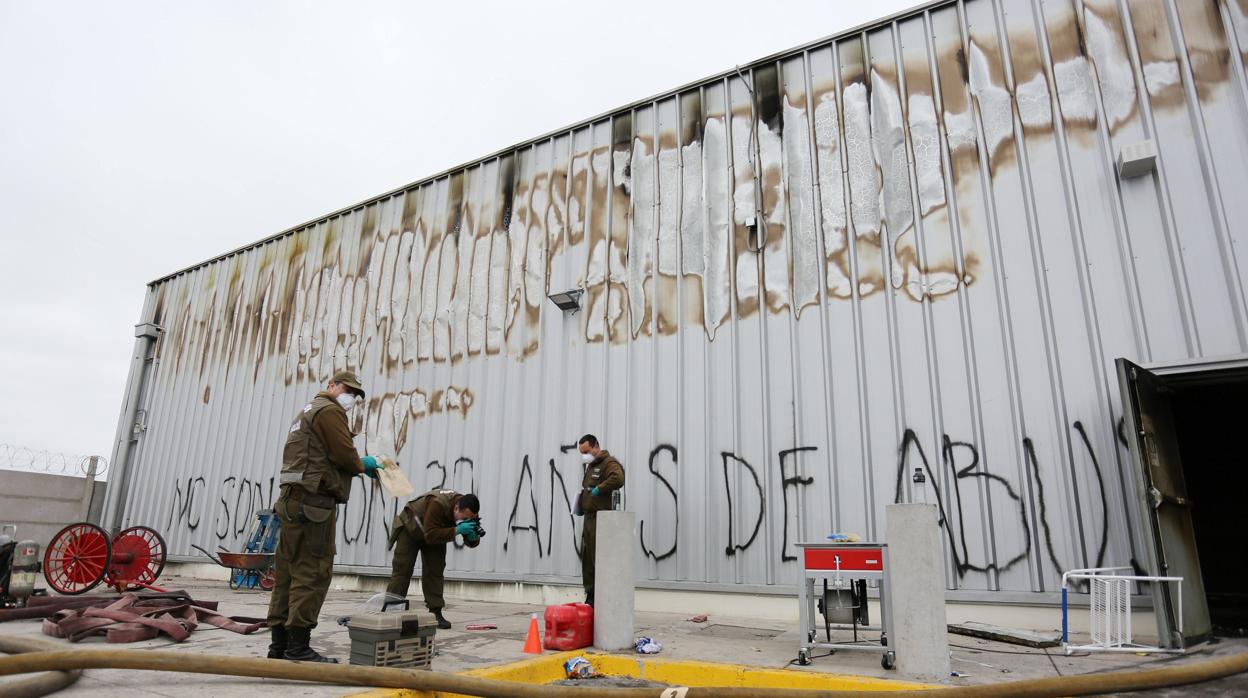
1116,358 -> 1211,647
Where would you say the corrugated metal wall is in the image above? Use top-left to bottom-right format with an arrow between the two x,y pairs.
109,0 -> 1248,597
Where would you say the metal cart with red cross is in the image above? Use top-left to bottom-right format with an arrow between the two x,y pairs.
796,541 -> 895,669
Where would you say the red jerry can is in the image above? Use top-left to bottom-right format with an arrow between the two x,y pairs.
543,602 -> 594,650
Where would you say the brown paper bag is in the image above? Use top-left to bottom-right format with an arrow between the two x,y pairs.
375,457 -> 414,499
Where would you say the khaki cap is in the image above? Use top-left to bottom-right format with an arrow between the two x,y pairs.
329,370 -> 365,398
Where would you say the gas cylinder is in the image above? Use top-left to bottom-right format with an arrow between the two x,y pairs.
9,539 -> 41,605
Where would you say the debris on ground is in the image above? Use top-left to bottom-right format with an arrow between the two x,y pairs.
551,676 -> 670,687
465,623 -> 498,630
564,656 -> 594,678
687,614 -> 708,623
635,636 -> 662,654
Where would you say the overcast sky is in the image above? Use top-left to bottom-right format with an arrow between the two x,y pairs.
0,0 -> 915,469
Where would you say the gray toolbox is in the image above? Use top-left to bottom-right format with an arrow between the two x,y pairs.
345,605 -> 438,669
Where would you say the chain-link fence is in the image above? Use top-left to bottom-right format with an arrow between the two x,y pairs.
0,443 -> 108,479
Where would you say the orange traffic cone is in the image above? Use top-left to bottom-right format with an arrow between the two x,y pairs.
522,613 -> 542,654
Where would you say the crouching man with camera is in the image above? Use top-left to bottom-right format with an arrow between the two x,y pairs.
385,488 -> 483,629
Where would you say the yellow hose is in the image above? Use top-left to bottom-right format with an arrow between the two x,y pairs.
0,636 -> 80,698
0,636 -> 1244,697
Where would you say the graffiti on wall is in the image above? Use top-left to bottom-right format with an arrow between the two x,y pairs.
894,420 -> 1114,580
168,417 -> 1124,586
640,445 -> 678,562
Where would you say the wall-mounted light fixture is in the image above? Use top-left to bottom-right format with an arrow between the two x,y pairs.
548,288 -> 584,314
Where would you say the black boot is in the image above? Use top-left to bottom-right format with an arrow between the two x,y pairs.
431,608 -> 451,630
283,626 -> 338,663
267,625 -> 288,659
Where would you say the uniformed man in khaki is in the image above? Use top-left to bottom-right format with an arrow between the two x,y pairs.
266,370 -> 383,663
575,434 -> 624,607
385,489 -> 482,629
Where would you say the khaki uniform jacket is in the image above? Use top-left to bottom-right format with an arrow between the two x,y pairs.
279,391 -> 363,504
399,489 -> 480,548
577,450 -> 624,514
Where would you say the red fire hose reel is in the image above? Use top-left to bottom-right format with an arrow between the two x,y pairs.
42,523 -> 167,594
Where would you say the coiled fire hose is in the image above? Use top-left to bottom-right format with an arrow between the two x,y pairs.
0,636 -> 1245,698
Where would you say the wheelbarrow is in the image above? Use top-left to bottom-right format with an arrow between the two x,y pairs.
190,508 -> 281,591
191,545 -> 275,590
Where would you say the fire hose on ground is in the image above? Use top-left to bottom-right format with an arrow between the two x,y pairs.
0,636 -> 80,698
0,636 -> 1245,698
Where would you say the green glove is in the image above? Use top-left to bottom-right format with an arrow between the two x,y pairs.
455,520 -> 476,537
463,529 -> 480,544
591,486 -> 601,497
362,456 -> 381,479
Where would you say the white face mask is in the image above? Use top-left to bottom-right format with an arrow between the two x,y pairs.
581,452 -> 594,464
335,393 -> 356,410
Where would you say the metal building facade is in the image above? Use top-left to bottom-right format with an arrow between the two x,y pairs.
104,0 -> 1248,600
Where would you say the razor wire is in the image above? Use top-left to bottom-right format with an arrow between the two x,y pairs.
0,443 -> 108,478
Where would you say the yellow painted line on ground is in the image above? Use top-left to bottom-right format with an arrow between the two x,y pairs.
582,653 -> 933,691
346,649 -> 934,697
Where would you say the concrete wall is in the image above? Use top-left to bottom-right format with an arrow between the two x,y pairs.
0,468 -> 106,546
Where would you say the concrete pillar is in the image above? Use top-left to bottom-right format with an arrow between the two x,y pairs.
592,511 -> 635,651
885,503 -> 950,681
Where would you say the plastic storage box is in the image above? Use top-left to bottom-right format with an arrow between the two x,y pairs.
346,610 -> 437,669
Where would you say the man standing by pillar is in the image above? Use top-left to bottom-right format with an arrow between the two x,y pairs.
266,370 -> 383,663
575,434 -> 624,607
385,488 -> 483,629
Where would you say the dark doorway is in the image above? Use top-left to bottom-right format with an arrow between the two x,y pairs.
1169,375 -> 1248,637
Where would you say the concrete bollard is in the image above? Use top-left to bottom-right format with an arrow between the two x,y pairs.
591,511 -> 635,651
885,503 -> 950,681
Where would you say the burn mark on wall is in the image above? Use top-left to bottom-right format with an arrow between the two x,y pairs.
1081,1 -> 1140,132
1036,3 -> 1095,142
146,15 -> 1039,408
568,143 -> 590,248
607,113 -> 634,344
1174,0 -> 1233,101
628,130 -> 656,338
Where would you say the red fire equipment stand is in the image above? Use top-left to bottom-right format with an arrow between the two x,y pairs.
796,541 -> 895,669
